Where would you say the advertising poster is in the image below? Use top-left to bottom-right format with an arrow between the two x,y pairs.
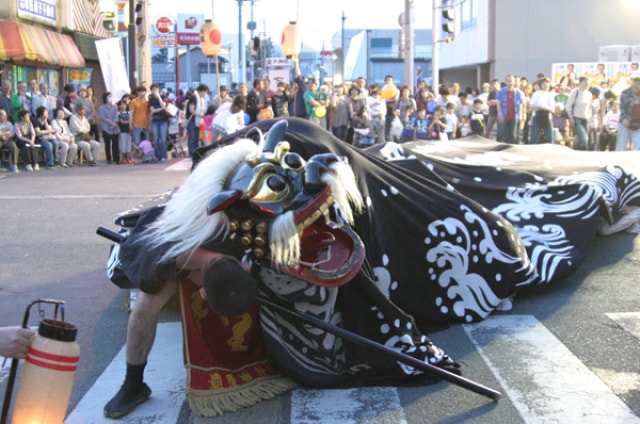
552,61 -> 640,94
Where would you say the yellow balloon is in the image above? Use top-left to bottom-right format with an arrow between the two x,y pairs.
381,84 -> 398,100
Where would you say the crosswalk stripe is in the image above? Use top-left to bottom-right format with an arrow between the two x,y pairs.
290,387 -> 407,424
166,159 -> 192,172
64,322 -> 185,424
464,315 -> 640,424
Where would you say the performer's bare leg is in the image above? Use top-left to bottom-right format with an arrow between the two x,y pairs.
105,249 -> 231,419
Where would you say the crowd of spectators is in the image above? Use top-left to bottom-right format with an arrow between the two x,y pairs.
3,66 -> 640,173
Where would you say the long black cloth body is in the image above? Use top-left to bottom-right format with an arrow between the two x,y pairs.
116,118 -> 640,389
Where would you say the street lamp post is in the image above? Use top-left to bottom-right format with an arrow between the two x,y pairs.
237,0 -> 247,83
341,10 -> 346,80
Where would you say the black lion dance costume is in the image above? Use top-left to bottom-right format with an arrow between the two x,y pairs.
105,118 -> 640,416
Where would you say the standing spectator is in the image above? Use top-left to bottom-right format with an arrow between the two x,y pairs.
355,77 -> 368,100
329,84 -> 351,142
0,109 -> 18,172
393,85 -> 417,141
600,101 -> 620,151
454,92 -> 472,137
26,79 -> 39,116
565,76 -> 592,151
469,99 -> 486,136
271,82 -> 290,118
348,85 -> 368,146
436,86 -> 458,109
316,84 -> 330,129
366,84 -> 386,144
414,107 -> 431,140
11,81 -> 30,123
87,86 -> 100,138
13,109 -> 39,171
129,86 -> 150,148
211,95 -> 246,142
552,103 -> 569,143
415,87 -> 434,114
148,83 -> 170,162
99,92 -> 121,164
477,82 -> 491,125
399,103 -> 417,142
78,87 -> 98,140
245,78 -> 266,124
51,108 -> 78,167
427,105 -> 446,140
588,86 -> 603,150
186,84 -> 209,157
304,79 -> 322,126
32,83 -> 57,118
33,106 -> 59,169
528,78 -> 555,144
444,102 -> 459,140
263,78 -> 275,109
616,71 -> 640,151
496,74 -> 525,144
381,75 -> 399,141
211,85 -> 231,108
0,79 -> 14,123
520,80 -> 534,144
69,101 -> 100,166
118,100 -> 133,163
290,56 -> 306,118
57,84 -> 77,119
485,79 -> 501,139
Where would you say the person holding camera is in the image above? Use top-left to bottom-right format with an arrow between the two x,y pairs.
616,71 -> 640,151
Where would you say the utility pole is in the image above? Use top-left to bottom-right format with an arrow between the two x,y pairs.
237,0 -> 246,83
403,0 -> 414,90
431,0 -> 439,92
127,0 -> 137,89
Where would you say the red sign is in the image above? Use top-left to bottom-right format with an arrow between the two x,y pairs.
153,15 -> 175,35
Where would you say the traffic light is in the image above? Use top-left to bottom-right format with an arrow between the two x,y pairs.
135,1 -> 144,27
442,7 -> 455,41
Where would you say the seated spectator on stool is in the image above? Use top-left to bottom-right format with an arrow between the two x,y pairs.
33,106 -> 59,169
0,109 -> 18,172
51,108 -> 78,167
13,110 -> 39,171
69,101 -> 100,166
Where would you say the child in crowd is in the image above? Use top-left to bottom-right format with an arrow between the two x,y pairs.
138,139 -> 157,163
469,99 -> 486,135
459,116 -> 471,137
400,104 -> 417,142
203,105 -> 216,144
118,100 -> 133,164
444,102 -> 458,140
414,107 -> 430,140
599,101 -> 620,151
428,106 -> 447,140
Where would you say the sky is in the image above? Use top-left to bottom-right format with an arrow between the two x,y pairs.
149,0 -> 434,51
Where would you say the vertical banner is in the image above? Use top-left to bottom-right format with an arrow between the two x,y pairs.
95,38 -> 131,101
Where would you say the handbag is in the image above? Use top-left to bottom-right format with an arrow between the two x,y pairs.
629,118 -> 640,131
77,132 -> 93,142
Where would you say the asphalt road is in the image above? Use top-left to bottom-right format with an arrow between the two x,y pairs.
0,155 -> 638,424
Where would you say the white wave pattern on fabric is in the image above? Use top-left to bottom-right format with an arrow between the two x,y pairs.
554,169 -> 621,205
425,205 -> 529,322
516,223 -> 574,284
494,183 -> 601,222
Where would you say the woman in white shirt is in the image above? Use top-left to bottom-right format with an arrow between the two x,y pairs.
51,108 -> 79,167
211,95 -> 246,142
529,78 -> 556,144
69,100 -> 100,166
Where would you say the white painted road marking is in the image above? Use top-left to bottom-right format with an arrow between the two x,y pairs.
64,322 -> 185,424
166,159 -> 192,172
290,387 -> 407,424
58,314 -> 639,423
464,315 -> 640,424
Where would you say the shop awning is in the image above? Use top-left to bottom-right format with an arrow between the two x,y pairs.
0,20 -> 85,67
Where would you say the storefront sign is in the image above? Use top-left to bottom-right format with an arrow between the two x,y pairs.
152,35 -> 176,49
17,0 -> 56,27
266,57 -> 291,67
68,68 -> 93,87
176,13 -> 204,45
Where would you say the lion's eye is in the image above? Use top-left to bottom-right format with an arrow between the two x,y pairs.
267,175 -> 287,192
283,153 -> 304,170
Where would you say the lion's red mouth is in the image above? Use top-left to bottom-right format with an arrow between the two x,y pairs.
279,186 -> 365,287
